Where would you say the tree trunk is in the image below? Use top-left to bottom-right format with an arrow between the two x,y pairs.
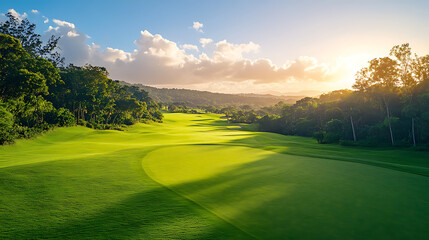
384,100 -> 395,146
350,115 -> 357,142
112,112 -> 119,124
78,103 -> 81,120
106,110 -> 111,124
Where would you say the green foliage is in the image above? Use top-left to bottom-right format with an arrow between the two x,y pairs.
324,119 -> 343,143
0,11 -> 64,66
313,131 -> 325,144
52,65 -> 162,126
256,44 -> 429,147
45,108 -> 76,127
0,24 -> 162,145
0,33 -> 61,99
0,105 -> 14,144
294,118 -> 315,137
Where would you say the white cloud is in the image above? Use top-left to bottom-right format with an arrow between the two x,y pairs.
200,38 -> 213,48
7,9 -> 27,21
133,30 -> 196,67
182,44 -> 199,52
67,31 -> 80,37
192,21 -> 203,32
43,16 -> 49,23
44,21 -> 349,93
44,19 -> 90,65
52,19 -> 75,29
31,10 -> 39,14
213,40 -> 260,62
47,26 -> 59,32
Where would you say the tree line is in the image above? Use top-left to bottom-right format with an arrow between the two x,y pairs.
217,44 -> 429,148
0,13 -> 162,144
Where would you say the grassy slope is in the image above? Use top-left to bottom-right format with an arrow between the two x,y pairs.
1,113 -> 429,239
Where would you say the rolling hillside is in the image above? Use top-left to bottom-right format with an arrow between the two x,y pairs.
120,82 -> 305,107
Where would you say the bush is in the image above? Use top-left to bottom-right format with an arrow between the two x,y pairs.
0,106 -> 15,144
55,108 -> 76,126
313,131 -> 326,144
295,118 -> 315,137
324,132 -> 340,143
123,117 -> 136,126
324,119 -> 343,143
85,122 -> 93,128
77,119 -> 87,126
45,108 -> 75,127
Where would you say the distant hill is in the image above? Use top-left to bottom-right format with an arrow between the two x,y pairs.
119,82 -> 305,107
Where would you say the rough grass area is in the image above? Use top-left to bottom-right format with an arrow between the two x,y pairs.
1,113 -> 429,239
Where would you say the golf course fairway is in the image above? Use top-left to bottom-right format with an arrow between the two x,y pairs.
1,113 -> 429,239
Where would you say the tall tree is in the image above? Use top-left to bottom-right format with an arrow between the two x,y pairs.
0,11 -> 64,66
353,57 -> 400,145
0,33 -> 61,99
390,43 -> 418,146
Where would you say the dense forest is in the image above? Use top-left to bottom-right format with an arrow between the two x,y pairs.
0,13 -> 162,144
215,44 -> 429,148
124,82 -> 302,108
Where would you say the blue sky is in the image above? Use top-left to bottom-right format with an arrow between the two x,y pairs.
1,0 -> 429,95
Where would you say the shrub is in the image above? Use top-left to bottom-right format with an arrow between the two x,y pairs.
77,119 -> 87,126
324,119 -> 343,143
313,131 -> 326,144
0,106 -> 15,144
295,118 -> 315,137
123,117 -> 136,126
45,108 -> 75,127
55,108 -> 76,126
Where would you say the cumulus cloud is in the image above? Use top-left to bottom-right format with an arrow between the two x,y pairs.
52,19 -> 75,29
43,16 -> 49,23
47,26 -> 59,31
182,44 -> 199,52
200,38 -> 213,48
7,9 -> 27,21
43,20 -> 348,93
192,21 -> 203,32
67,31 -> 80,37
31,10 -> 39,14
46,19 -> 90,65
213,40 -> 260,62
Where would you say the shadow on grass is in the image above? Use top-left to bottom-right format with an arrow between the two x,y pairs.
13,187 -> 250,240
0,148 -> 251,240
223,133 -> 429,177
4,144 -> 429,239
186,116 -> 429,177
182,114 -> 429,176
187,119 -> 251,133
146,148 -> 429,239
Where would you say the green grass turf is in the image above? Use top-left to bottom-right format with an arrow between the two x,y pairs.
1,113 -> 429,239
